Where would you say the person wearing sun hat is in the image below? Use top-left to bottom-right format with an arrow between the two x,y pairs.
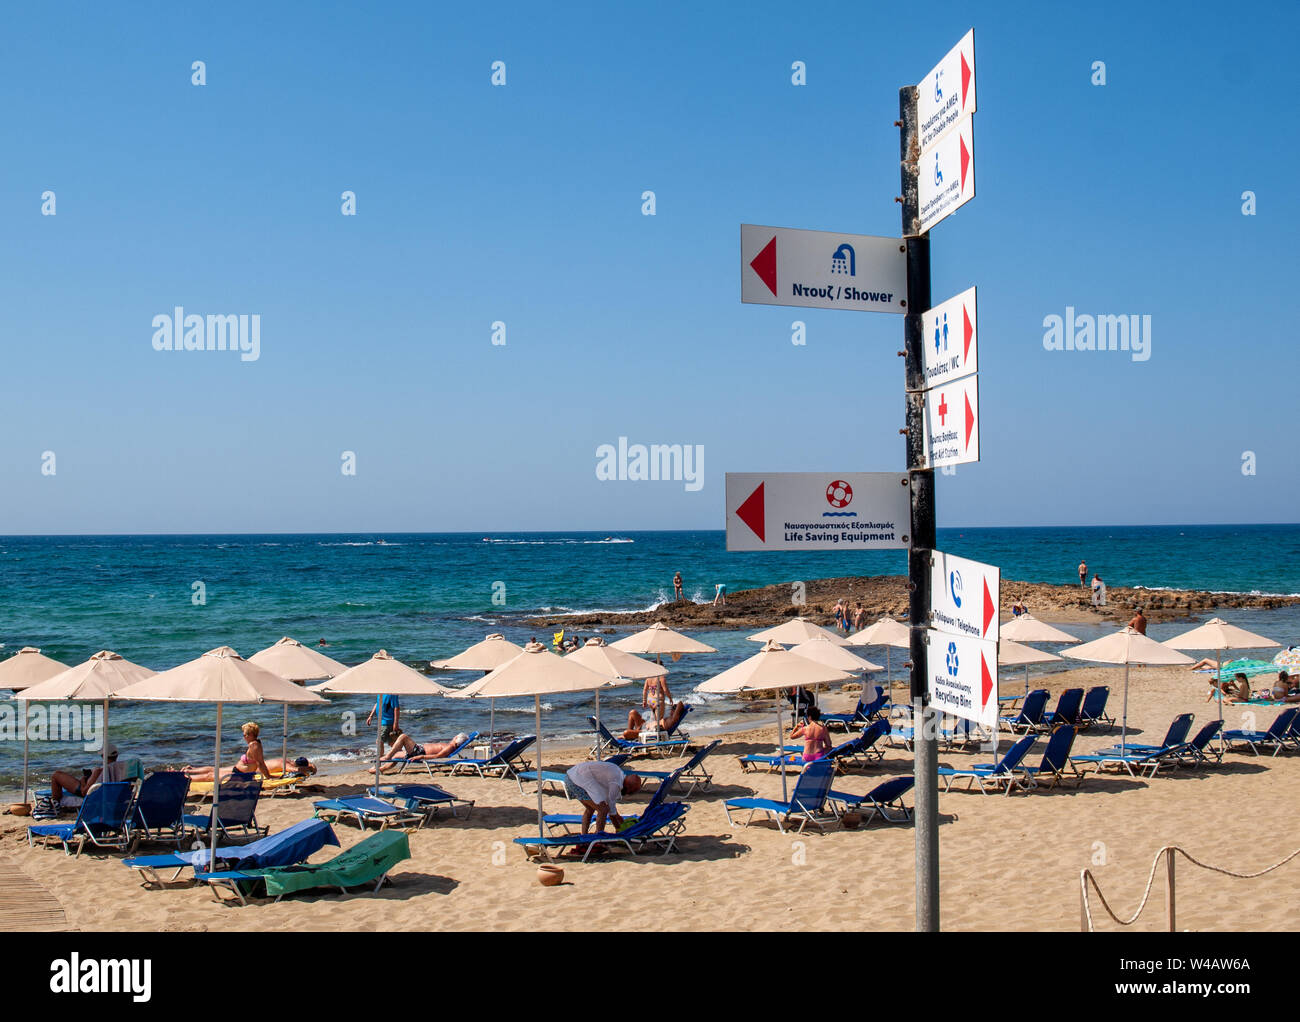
48,742 -> 124,805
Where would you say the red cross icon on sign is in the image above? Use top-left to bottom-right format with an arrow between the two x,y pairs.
937,393 -> 948,425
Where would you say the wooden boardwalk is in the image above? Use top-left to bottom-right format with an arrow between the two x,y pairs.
0,861 -> 74,931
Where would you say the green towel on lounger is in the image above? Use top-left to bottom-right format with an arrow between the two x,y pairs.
235,830 -> 410,897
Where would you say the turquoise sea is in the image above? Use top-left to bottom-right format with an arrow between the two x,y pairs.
2,525 -> 1298,797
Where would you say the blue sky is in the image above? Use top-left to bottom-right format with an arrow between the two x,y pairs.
1,0 -> 1295,534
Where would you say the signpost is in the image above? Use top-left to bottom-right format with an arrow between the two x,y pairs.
920,373 -> 979,468
917,116 -> 975,235
925,630 -> 998,730
930,550 -> 999,643
725,472 -> 910,552
921,286 -> 977,389
732,27 -> 980,933
740,224 -> 906,314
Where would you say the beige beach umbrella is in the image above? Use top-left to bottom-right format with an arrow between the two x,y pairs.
566,636 -> 666,738
787,636 -> 883,674
1063,628 -> 1194,752
748,617 -> 849,646
430,633 -> 524,671
249,637 -> 349,773
846,617 -> 911,692
429,634 -> 527,749
113,646 -> 326,869
16,650 -> 154,803
698,640 -> 853,800
1162,618 -> 1280,732
998,639 -> 1064,698
0,647 -> 70,691
611,622 -> 717,658
312,651 -> 456,796
448,642 -> 617,835
999,613 -> 1081,644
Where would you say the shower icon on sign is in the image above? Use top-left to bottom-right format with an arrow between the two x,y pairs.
831,244 -> 855,276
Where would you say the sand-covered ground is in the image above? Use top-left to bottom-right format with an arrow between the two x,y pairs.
2,660 -> 1298,931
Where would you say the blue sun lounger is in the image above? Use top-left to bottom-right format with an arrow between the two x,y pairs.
822,686 -> 886,731
313,794 -> 428,830
1040,688 -> 1085,731
195,830 -> 411,905
123,817 -> 340,887
1096,713 -> 1194,757
1077,686 -> 1113,729
589,718 -> 689,759
514,802 -> 691,863
999,689 -> 1049,734
1160,720 -> 1224,766
131,771 -> 192,846
725,759 -> 837,834
182,776 -> 268,841
827,775 -> 915,823
937,735 -> 1038,795
385,731 -> 480,775
28,782 -> 138,857
1222,707 -> 1300,757
1018,726 -> 1080,791
379,783 -> 475,819
624,740 -> 721,796
423,735 -> 537,779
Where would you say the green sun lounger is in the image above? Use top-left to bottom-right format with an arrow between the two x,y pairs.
194,830 -> 410,905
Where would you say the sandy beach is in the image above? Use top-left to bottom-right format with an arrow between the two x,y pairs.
3,657 -> 1297,932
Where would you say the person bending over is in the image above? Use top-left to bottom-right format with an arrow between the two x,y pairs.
565,759 -> 643,834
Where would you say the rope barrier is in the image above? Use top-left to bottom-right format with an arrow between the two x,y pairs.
1080,844 -> 1300,931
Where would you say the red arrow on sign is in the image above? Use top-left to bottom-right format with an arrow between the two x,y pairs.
750,237 -> 777,297
961,52 -> 972,110
959,135 -> 970,191
964,391 -> 975,449
980,649 -> 994,707
963,304 -> 974,363
736,482 -> 765,542
982,579 -> 996,637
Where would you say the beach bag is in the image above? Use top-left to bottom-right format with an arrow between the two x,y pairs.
32,794 -> 58,820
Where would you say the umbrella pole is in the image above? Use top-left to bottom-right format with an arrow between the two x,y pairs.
102,699 -> 110,777
534,694 -> 544,836
210,703 -> 222,871
489,697 -> 496,749
1216,647 -> 1225,752
777,696 -> 788,803
21,698 -> 29,805
1025,664 -> 1030,699
1120,664 -> 1130,754
595,689 -> 601,755
282,702 -> 289,777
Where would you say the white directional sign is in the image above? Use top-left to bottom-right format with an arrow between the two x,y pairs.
917,29 -> 976,155
917,116 -> 975,235
725,472 -> 910,552
921,286 -> 977,389
930,550 -> 1000,643
921,373 -> 979,468
741,224 -> 906,314
926,629 -> 998,729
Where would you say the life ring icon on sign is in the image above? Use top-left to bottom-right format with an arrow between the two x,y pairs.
831,244 -> 855,276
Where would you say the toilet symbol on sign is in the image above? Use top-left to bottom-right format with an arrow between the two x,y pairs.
934,312 -> 949,354
831,244 -> 856,276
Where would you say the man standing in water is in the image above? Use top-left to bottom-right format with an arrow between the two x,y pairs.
1078,559 -> 1087,587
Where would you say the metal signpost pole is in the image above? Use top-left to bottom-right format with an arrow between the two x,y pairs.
899,83 -> 939,932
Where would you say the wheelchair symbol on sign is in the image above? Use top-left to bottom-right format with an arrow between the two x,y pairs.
934,152 -> 944,187
934,69 -> 943,105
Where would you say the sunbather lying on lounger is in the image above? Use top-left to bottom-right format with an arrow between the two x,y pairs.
623,701 -> 686,740
376,732 -> 470,769
50,744 -> 126,803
